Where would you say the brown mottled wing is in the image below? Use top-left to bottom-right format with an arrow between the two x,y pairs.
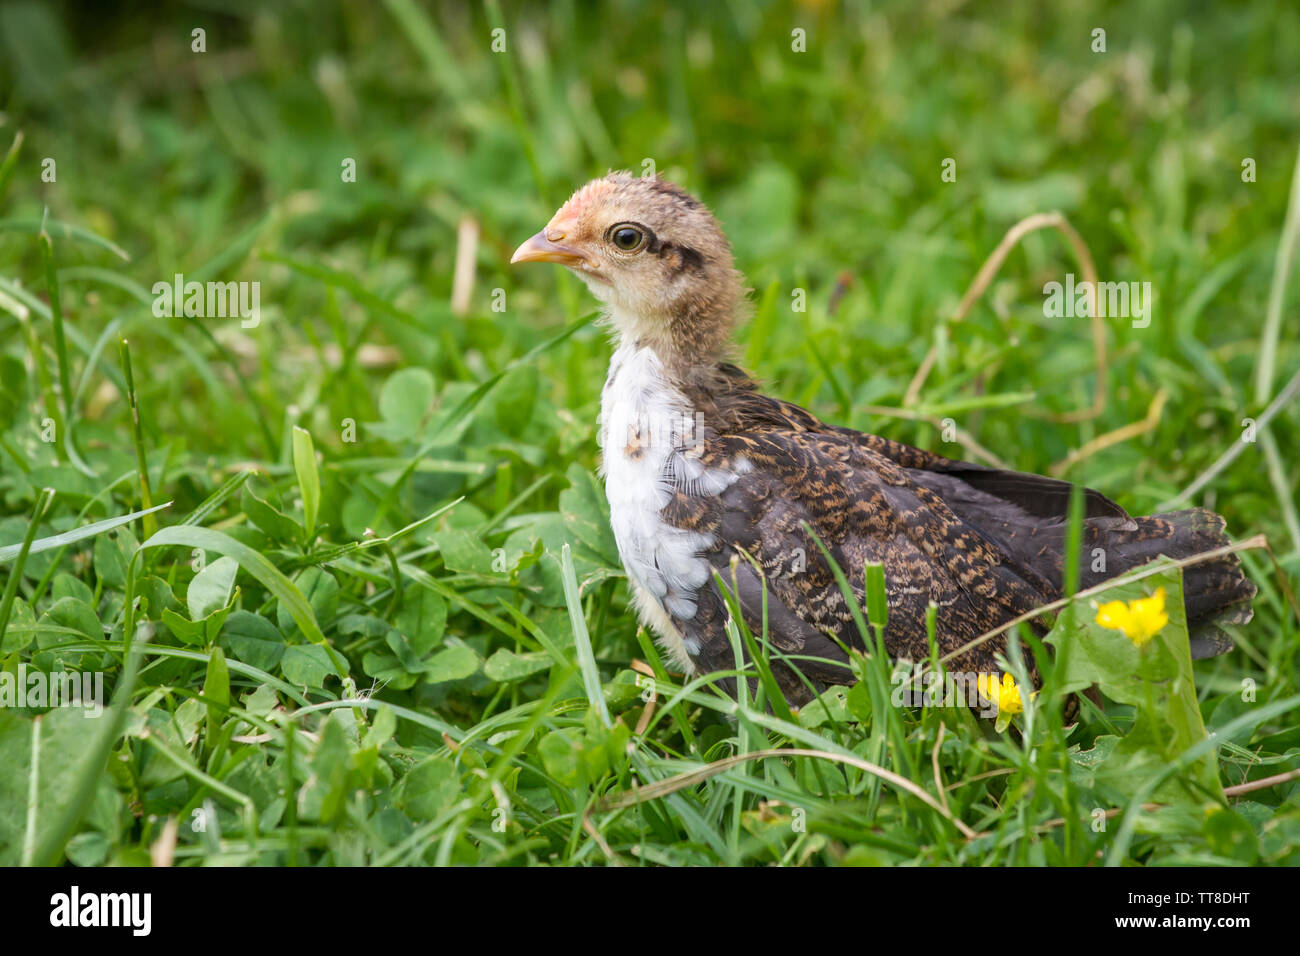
668,428 -> 1055,703
702,365 -> 1130,524
827,421 -> 1255,659
671,368 -> 1253,699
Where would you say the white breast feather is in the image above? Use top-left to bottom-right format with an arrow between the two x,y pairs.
599,338 -> 737,673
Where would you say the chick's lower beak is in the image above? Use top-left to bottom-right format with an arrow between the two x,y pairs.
510,231 -> 587,266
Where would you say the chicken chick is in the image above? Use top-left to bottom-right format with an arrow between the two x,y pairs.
512,171 -> 1256,705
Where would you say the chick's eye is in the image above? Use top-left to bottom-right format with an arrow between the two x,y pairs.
611,225 -> 644,251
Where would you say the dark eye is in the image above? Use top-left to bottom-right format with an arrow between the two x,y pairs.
611,225 -> 644,252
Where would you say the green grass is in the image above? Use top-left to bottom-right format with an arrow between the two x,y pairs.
0,0 -> 1298,866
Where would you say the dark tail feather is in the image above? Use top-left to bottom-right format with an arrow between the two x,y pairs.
1086,508 -> 1255,659
908,468 -> 1256,659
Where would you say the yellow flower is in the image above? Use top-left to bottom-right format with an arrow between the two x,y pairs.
977,672 -> 1025,716
1095,586 -> 1168,647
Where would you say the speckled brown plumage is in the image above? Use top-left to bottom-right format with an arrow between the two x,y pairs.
513,173 -> 1258,707
673,368 -> 1254,701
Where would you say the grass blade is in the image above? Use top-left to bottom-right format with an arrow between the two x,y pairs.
0,488 -> 54,643
0,130 -> 22,208
0,500 -> 170,564
560,542 -> 610,727
292,426 -> 321,542
118,337 -> 157,539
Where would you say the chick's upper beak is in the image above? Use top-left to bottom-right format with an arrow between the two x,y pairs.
510,230 -> 587,267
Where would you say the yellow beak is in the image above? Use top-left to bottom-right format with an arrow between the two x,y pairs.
510,231 -> 587,266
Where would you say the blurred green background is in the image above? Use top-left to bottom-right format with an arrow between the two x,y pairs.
3,1 -> 1297,507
